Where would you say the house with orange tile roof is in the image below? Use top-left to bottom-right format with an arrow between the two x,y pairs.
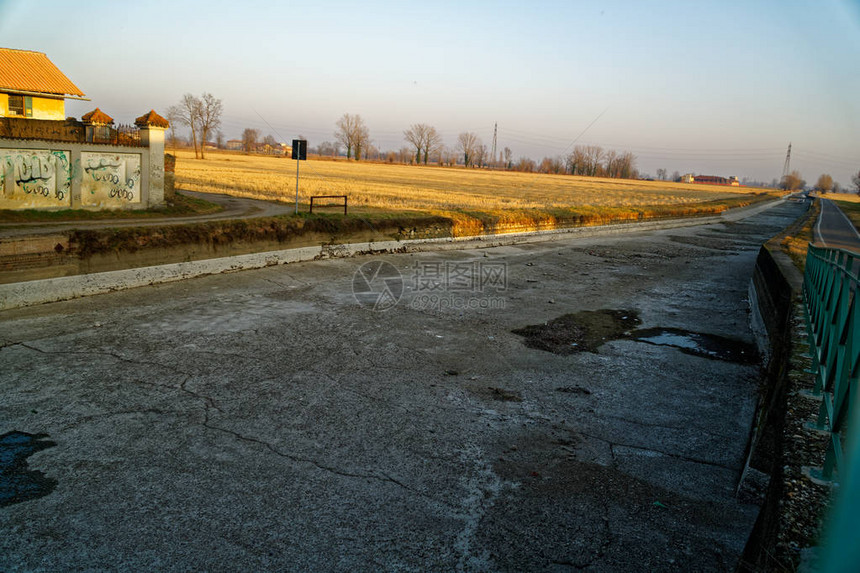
0,48 -> 172,211
0,48 -> 87,120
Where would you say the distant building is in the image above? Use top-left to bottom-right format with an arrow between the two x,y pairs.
226,139 -> 243,150
682,174 -> 741,186
0,47 -> 86,120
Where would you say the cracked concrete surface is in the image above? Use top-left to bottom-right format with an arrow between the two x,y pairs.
0,201 -> 805,571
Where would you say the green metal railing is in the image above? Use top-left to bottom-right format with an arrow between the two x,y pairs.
802,244 -> 859,483
804,243 -> 860,572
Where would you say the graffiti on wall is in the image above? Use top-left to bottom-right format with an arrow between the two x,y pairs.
80,152 -> 142,206
0,149 -> 72,209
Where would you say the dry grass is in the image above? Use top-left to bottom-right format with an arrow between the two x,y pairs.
815,192 -> 860,203
779,200 -> 820,270
174,150 -> 777,217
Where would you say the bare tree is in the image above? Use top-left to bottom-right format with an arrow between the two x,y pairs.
403,123 -> 442,164
604,149 -> 619,178
816,174 -> 834,193
584,145 -> 604,176
168,94 -> 202,158
656,168 -> 667,181
168,93 -> 222,159
503,147 -> 512,169
166,107 -> 182,151
424,127 -> 442,165
215,131 -> 224,149
242,128 -> 259,152
514,157 -> 536,172
781,170 -> 804,191
672,170 -> 681,182
398,146 -> 411,164
566,146 -> 585,175
457,132 -> 481,167
316,141 -> 340,157
538,156 -> 564,174
335,113 -> 369,160
618,152 -> 636,179
474,144 -> 488,168
197,93 -> 222,159
436,145 -> 453,166
853,170 -> 860,194
403,124 -> 428,164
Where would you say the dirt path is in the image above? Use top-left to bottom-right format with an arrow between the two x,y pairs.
0,191 -> 296,239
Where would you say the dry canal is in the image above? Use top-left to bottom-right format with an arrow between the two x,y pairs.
1,201 -> 805,571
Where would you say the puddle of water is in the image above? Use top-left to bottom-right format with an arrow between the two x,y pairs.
629,327 -> 759,364
0,431 -> 57,507
513,310 -> 758,364
512,309 -> 640,355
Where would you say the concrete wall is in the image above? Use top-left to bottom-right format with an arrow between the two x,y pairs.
740,245 -> 805,569
0,128 -> 164,210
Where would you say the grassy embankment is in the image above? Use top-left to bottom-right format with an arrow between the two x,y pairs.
174,150 -> 779,237
776,200 -> 820,271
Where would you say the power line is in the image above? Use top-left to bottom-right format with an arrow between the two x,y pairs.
560,107 -> 610,156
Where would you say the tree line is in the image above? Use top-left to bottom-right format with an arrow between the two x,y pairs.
318,114 -> 641,178
166,94 -> 860,191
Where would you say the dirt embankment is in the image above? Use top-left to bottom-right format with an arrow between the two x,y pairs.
0,192 -> 774,285
0,214 -> 451,284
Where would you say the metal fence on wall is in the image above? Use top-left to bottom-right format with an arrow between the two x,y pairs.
803,242 -> 860,571
803,244 -> 859,483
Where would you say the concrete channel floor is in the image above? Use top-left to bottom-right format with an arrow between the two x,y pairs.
0,201 -> 806,571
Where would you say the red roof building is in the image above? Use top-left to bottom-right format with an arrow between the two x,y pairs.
0,47 -> 86,120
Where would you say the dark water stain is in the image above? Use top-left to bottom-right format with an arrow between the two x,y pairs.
556,386 -> 592,395
628,327 -> 759,364
0,431 -> 57,507
487,387 -> 523,402
513,310 -> 758,364
668,235 -> 742,252
511,309 -> 641,355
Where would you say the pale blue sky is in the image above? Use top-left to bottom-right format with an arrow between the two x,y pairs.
1,0 -> 858,184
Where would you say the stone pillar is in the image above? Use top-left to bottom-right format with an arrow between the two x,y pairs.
139,126 -> 165,206
135,110 -> 170,207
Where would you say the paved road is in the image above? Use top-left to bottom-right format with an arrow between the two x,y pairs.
0,201 -> 805,571
815,198 -> 860,251
0,191 -> 295,239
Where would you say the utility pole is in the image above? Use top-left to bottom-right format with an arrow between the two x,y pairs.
491,122 -> 498,168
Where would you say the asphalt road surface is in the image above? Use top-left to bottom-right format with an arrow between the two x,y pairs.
815,198 -> 860,251
0,201 -> 805,571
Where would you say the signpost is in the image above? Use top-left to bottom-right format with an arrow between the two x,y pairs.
291,139 -> 307,214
